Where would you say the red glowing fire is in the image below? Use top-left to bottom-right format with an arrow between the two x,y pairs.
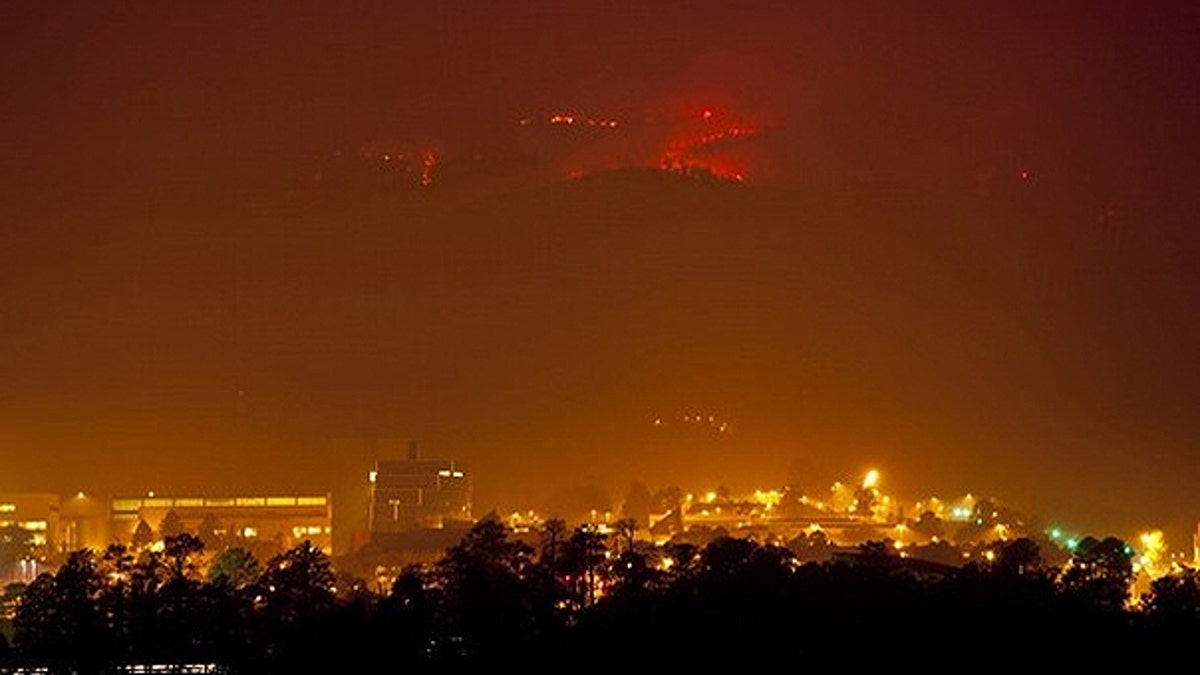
338,103 -> 765,190
521,105 -> 761,183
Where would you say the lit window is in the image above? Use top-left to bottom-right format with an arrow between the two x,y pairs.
242,527 -> 258,538
296,497 -> 327,506
267,497 -> 296,506
236,497 -> 266,507
0,504 -> 15,513
112,499 -> 142,512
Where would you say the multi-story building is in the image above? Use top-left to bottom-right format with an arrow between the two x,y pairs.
0,492 -> 109,581
368,441 -> 471,534
330,436 -> 406,555
110,493 -> 333,553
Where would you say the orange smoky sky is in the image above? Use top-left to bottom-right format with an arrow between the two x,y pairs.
1,2 -> 1199,546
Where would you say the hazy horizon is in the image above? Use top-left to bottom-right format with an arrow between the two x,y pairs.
3,2 -> 1199,549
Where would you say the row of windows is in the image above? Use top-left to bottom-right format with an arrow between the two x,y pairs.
225,525 -> 330,539
104,521 -> 330,539
112,496 -> 328,512
0,520 -> 47,531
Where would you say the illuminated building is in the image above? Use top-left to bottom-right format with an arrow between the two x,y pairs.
330,436 -> 406,555
648,483 -> 897,548
0,493 -> 62,582
60,491 -> 109,552
368,441 -> 472,534
110,493 -> 333,553
1194,522 -> 1200,568
0,493 -> 59,549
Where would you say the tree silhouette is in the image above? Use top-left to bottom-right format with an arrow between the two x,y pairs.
538,518 -> 568,569
1,582 -> 26,624
1058,536 -> 1133,611
1133,567 -> 1200,662
207,547 -> 260,589
158,510 -> 185,540
651,486 -> 684,513
253,541 -> 337,672
12,574 -> 63,665
620,482 -> 653,530
122,545 -> 172,662
435,519 -> 538,663
380,565 -> 439,663
257,540 -> 335,624
609,548 -> 657,599
562,525 -> 607,608
131,519 -> 154,550
150,535 -> 209,663
909,510 -> 946,540
8,524 -> 1194,670
14,550 -> 112,672
700,536 -> 758,577
1141,567 -> 1200,627
993,537 -> 1044,578
856,539 -> 900,570
95,544 -> 135,660
613,518 -> 638,556
162,533 -> 205,583
788,530 -> 835,564
852,485 -> 877,515
661,541 -> 699,583
196,513 -> 226,552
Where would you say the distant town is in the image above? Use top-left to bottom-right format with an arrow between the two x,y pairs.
2,438 -> 1189,603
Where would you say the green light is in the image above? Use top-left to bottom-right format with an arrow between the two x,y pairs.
1066,538 -> 1078,550
1049,529 -> 1062,539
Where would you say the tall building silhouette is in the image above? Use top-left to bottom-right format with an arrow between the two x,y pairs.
368,441 -> 471,535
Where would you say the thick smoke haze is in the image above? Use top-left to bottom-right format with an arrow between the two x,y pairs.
2,2 -> 1199,546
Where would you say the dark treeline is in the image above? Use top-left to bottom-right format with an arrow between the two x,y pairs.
2,519 -> 1198,673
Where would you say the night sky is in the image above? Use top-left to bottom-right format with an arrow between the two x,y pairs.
2,2 -> 1199,546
